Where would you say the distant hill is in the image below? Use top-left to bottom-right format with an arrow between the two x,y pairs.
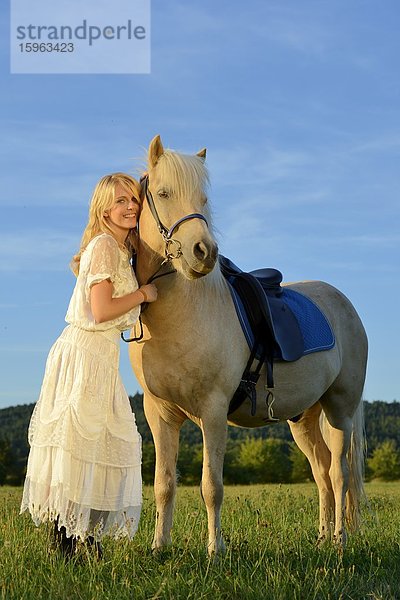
1,396 -> 399,484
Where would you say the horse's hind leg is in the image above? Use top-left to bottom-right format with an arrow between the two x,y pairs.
320,406 -> 353,548
143,393 -> 184,551
288,402 -> 334,544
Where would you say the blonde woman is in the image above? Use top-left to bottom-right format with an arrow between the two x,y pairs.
20,173 -> 157,559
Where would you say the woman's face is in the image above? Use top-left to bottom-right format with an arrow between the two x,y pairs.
105,183 -> 140,238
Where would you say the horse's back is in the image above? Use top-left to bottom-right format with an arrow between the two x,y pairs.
283,279 -> 368,363
284,280 -> 365,326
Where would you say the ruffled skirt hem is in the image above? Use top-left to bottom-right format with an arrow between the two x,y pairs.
20,473 -> 142,541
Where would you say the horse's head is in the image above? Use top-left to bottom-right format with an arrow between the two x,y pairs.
140,135 -> 218,280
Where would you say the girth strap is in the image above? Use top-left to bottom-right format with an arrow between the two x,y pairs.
229,272 -> 276,389
228,337 -> 267,416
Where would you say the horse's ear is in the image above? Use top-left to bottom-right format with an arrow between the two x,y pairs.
148,135 -> 164,168
197,148 -> 207,161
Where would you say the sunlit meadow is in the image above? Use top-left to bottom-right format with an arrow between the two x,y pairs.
1,483 -> 399,600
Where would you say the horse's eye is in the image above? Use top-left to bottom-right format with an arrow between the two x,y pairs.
158,189 -> 170,199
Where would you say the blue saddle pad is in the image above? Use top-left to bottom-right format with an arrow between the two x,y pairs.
228,284 -> 335,360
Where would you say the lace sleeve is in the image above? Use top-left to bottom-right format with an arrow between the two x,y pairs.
86,235 -> 120,294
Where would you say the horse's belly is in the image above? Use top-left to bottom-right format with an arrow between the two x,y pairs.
227,347 -> 341,427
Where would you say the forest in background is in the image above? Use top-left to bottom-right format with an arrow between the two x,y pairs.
1,395 -> 400,485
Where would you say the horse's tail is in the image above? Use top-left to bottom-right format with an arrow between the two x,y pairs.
345,398 -> 367,530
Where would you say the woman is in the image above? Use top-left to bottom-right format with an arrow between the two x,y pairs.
20,173 -> 157,559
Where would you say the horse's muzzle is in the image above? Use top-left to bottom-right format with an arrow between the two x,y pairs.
187,239 -> 219,277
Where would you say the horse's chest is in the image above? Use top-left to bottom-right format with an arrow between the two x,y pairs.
153,342 -> 245,413
140,344 -> 225,402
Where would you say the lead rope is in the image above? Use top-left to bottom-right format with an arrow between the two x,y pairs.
120,256 -> 176,343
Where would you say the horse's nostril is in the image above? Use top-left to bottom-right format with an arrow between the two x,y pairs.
193,241 -> 218,270
194,241 -> 208,261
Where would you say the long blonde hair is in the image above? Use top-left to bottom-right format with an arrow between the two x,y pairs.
71,173 -> 141,276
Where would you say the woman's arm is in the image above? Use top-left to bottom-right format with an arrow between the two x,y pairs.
90,279 -> 157,324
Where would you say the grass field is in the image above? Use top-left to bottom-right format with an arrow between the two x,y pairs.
0,483 -> 399,600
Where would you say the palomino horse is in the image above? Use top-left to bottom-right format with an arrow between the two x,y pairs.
129,135 -> 368,555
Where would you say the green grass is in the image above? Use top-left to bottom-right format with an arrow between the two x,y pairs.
1,483 -> 399,600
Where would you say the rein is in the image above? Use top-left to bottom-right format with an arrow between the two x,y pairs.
121,174 -> 209,343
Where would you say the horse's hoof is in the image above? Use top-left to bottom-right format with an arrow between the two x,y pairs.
316,534 -> 330,548
207,539 -> 226,557
151,546 -> 173,562
333,530 -> 347,553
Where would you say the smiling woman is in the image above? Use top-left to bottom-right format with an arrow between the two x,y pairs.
19,172 -> 157,561
70,173 -> 142,275
103,183 -> 140,246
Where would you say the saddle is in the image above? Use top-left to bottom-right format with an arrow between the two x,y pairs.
220,256 -> 304,364
219,255 -> 316,418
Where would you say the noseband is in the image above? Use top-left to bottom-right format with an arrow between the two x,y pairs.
121,174 -> 209,343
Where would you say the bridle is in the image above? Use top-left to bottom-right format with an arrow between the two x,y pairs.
141,174 -> 208,264
121,174 -> 209,343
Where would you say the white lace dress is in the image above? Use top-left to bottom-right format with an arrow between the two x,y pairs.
20,234 -> 142,540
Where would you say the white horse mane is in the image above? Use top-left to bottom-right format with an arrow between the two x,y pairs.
155,150 -> 209,202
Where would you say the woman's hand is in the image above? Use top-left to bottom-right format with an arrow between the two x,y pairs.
139,283 -> 158,303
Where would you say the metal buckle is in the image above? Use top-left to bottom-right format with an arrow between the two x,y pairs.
164,237 -> 182,260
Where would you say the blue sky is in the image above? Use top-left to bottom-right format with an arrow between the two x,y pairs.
1,0 -> 399,410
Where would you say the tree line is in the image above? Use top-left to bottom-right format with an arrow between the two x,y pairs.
1,396 -> 400,486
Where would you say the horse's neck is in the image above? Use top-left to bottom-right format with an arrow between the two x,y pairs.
140,260 -> 231,337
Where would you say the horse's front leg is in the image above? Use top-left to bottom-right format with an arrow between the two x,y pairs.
143,393 -> 184,551
200,404 -> 228,556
